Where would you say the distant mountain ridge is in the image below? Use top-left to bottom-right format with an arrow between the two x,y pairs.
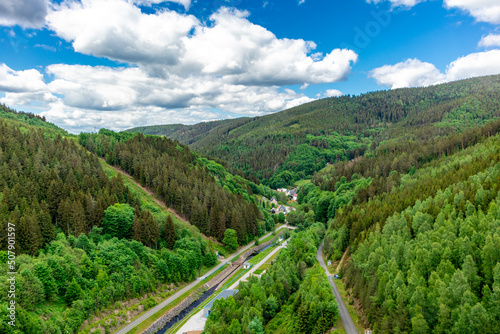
128,75 -> 500,186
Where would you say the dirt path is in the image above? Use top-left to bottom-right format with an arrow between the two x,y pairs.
335,247 -> 349,274
100,158 -> 218,243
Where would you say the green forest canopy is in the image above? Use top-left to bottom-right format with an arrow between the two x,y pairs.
129,75 -> 500,187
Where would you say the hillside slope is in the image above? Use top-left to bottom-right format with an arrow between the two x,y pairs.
284,116 -> 500,333
342,131 -> 500,333
128,75 -> 500,187
0,108 -> 275,334
80,129 -> 279,244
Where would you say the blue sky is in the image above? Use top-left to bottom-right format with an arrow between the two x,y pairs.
0,0 -> 499,133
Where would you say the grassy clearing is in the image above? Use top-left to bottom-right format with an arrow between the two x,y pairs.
328,261 -> 337,274
248,244 -> 278,265
318,164 -> 335,174
294,178 -> 311,187
330,317 -> 347,334
198,265 -> 215,277
259,232 -> 276,244
100,160 -> 184,227
254,248 -> 283,275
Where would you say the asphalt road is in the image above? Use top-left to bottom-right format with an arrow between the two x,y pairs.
317,242 -> 358,334
114,225 -> 292,334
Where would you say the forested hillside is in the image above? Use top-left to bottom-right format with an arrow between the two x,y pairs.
129,75 -> 500,187
204,223 -> 338,334
0,118 -> 133,254
290,118 -> 500,333
2,73 -> 500,334
80,130 -> 277,244
0,103 -> 67,137
0,110 -> 220,333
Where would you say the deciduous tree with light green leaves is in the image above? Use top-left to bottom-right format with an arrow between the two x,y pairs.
102,203 -> 135,239
223,228 -> 239,251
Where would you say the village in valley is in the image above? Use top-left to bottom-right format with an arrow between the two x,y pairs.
261,187 -> 298,216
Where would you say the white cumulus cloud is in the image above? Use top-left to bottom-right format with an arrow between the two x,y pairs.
47,3 -> 357,86
446,50 -> 500,81
444,0 -> 500,24
370,50 -> 500,89
0,0 -> 48,28
0,64 -> 48,93
47,0 -> 198,67
0,62 -> 316,133
367,0 -> 500,24
2,1 -> 358,132
478,33 -> 500,48
367,0 -> 425,7
369,58 -> 445,89
324,89 -> 343,98
184,8 -> 358,85
133,0 -> 191,10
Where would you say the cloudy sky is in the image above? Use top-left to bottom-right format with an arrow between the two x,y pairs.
0,0 -> 499,133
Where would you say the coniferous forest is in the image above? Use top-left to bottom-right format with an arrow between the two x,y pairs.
1,75 -> 500,334
0,106 -> 226,333
130,75 -> 500,188
204,223 -> 339,334
79,130 -> 268,244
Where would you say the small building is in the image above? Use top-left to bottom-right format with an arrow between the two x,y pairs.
203,289 -> 238,317
243,262 -> 251,269
277,188 -> 288,194
270,197 -> 278,205
277,205 -> 289,214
